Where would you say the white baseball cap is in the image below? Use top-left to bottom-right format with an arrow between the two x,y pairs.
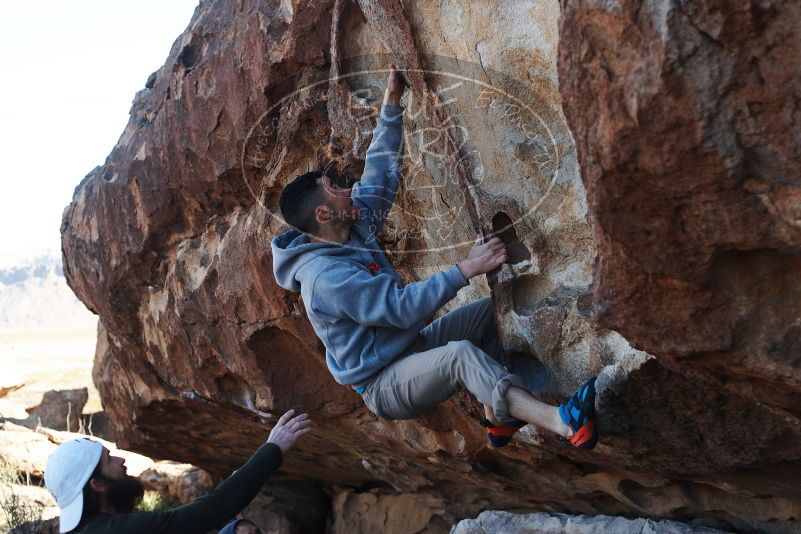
44,438 -> 104,533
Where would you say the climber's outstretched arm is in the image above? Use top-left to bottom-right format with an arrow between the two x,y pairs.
351,65 -> 407,240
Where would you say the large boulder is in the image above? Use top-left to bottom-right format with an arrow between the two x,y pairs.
558,0 -> 801,412
237,481 -> 330,534
0,422 -> 57,479
61,0 -> 801,532
19,389 -> 88,432
331,490 -> 443,534
138,461 -> 213,504
451,511 -> 728,534
0,422 -> 154,480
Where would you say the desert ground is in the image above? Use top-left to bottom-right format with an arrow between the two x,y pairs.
0,328 -> 99,422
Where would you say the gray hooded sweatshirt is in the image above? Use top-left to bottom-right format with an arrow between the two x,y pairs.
271,104 -> 469,385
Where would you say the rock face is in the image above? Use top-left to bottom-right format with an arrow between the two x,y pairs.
558,0 -> 801,410
330,490 -> 446,534
19,389 -> 88,432
0,421 -> 156,481
238,481 -> 330,534
0,422 -> 58,479
61,0 -> 801,532
138,461 -> 214,504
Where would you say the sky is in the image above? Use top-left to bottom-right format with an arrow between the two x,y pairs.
0,1 -> 200,258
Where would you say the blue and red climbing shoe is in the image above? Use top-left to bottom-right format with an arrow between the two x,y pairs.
558,378 -> 598,450
481,418 -> 527,448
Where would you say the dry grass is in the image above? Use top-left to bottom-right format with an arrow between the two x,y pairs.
0,461 -> 45,533
136,490 -> 174,513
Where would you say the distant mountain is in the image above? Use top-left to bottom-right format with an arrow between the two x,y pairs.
0,250 -> 97,332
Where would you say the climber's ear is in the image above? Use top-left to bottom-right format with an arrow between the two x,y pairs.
315,204 -> 333,224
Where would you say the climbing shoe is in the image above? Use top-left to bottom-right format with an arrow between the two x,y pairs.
481,418 -> 527,448
558,378 -> 598,450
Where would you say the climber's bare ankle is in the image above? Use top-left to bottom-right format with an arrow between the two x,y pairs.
483,405 -> 501,426
556,410 -> 572,438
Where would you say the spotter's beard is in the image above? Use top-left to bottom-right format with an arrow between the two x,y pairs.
107,475 -> 145,513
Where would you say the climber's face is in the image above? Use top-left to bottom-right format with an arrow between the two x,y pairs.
315,174 -> 359,226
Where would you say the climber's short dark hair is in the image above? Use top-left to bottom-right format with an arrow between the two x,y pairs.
279,170 -> 326,234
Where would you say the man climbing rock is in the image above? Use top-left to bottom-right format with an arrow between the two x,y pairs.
271,65 -> 598,450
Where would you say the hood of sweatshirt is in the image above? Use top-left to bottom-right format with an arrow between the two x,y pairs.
271,229 -> 356,293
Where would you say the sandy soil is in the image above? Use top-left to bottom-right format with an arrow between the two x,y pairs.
0,329 -> 99,420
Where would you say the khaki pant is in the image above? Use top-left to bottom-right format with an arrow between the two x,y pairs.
360,296 -> 525,425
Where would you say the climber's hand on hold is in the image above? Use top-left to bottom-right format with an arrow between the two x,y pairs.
383,64 -> 406,106
457,235 -> 508,279
266,409 -> 311,454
